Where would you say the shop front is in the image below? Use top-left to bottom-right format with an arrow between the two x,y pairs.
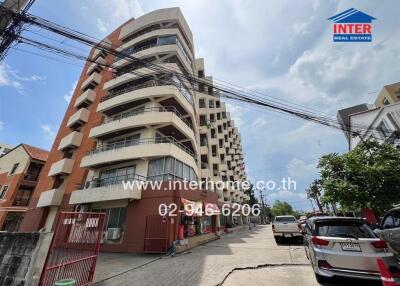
176,198 -> 220,252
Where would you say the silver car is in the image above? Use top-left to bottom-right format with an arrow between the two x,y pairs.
303,217 -> 400,284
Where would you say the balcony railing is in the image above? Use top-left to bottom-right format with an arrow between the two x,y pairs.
23,173 -> 39,181
115,36 -> 192,66
77,173 -> 146,190
101,76 -> 193,104
87,136 -> 195,158
100,106 -> 193,129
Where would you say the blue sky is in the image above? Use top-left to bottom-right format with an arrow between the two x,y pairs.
1,0 -> 400,210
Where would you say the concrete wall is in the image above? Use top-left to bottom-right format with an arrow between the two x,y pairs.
0,232 -> 53,286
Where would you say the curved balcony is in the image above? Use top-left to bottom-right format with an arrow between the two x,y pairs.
97,81 -> 195,122
89,106 -> 196,147
113,43 -> 192,73
80,137 -> 197,172
104,63 -> 182,91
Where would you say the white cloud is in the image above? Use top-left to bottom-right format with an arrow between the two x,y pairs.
286,157 -> 316,180
64,81 -> 78,103
250,117 -> 267,129
41,124 -> 56,142
0,63 -> 46,93
97,18 -> 108,33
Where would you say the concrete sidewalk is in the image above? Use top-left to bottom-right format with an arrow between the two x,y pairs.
93,225 -> 309,285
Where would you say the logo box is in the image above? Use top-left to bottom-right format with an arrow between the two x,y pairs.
328,8 -> 376,42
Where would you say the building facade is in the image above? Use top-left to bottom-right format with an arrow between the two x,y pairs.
338,82 -> 400,150
0,142 -> 13,157
20,8 -> 248,253
0,144 -> 48,231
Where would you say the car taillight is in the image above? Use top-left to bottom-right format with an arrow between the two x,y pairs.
318,260 -> 332,270
272,224 -> 275,232
311,236 -> 329,246
371,240 -> 388,249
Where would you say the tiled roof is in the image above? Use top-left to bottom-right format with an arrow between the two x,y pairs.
22,144 -> 49,162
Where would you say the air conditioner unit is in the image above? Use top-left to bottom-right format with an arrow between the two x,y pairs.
106,228 -> 121,240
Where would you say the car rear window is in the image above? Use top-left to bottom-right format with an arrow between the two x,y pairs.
275,216 -> 296,222
316,220 -> 375,239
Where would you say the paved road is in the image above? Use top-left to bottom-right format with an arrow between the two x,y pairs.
94,225 -> 381,286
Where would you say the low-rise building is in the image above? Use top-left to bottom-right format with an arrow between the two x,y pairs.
338,82 -> 400,150
0,142 -> 13,157
0,144 -> 48,231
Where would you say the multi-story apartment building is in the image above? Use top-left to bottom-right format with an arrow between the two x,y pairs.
195,59 -> 247,204
0,144 -> 48,231
338,82 -> 400,150
20,8 -> 248,253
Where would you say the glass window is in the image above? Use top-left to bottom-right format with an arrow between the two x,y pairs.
175,160 -> 183,178
316,221 -> 375,238
0,186 -> 8,199
158,35 -> 177,46
10,163 -> 19,175
148,158 -> 165,177
383,215 -> 394,229
165,157 -> 174,174
183,164 -> 190,180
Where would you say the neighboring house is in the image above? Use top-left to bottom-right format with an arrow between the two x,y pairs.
374,81 -> 400,108
0,142 -> 14,157
0,144 -> 48,231
348,102 -> 400,150
338,82 -> 400,150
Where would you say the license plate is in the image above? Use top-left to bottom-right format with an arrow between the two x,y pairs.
284,234 -> 292,238
340,242 -> 361,252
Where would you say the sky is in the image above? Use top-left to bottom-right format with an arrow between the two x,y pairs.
1,0 -> 400,211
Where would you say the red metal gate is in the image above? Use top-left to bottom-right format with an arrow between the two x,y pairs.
143,215 -> 170,253
40,212 -> 106,286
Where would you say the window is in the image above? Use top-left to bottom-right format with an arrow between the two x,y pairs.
382,98 -> 390,106
97,165 -> 136,187
198,70 -> 204,78
0,186 -> 8,199
378,120 -> 392,138
200,115 -> 207,126
209,100 -> 214,108
199,99 -> 206,108
158,35 -> 177,46
10,163 -> 19,175
316,220 -> 375,238
148,157 -> 197,182
94,207 -> 127,242
200,134 -> 207,146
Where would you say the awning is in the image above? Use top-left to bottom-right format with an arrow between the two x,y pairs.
204,203 -> 221,215
181,198 -> 203,216
0,206 -> 31,213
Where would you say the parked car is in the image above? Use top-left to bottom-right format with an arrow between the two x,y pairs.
272,215 -> 302,242
303,216 -> 400,284
376,206 -> 400,255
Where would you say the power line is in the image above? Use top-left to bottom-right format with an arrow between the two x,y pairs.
2,8 -> 396,142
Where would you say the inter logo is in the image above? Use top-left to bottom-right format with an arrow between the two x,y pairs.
328,8 -> 376,42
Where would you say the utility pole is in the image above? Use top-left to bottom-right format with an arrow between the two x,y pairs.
0,0 -> 35,62
259,188 -> 266,224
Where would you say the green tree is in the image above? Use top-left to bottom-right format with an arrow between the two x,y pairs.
244,183 -> 258,206
271,200 -> 294,216
319,140 -> 400,215
306,179 -> 324,212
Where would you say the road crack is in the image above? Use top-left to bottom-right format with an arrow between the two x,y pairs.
215,263 -> 309,286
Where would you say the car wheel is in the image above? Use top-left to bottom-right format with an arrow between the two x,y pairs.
274,236 -> 281,243
315,273 -> 329,284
